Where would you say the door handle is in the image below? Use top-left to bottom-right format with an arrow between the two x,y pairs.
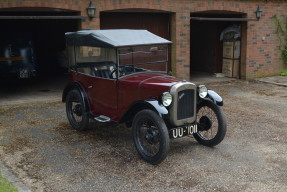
88,86 -> 93,89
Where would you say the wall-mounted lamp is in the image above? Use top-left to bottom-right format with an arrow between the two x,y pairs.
255,6 -> 262,20
86,1 -> 96,19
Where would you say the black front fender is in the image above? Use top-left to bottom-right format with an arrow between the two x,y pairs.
144,100 -> 169,117
206,90 -> 223,106
120,99 -> 168,124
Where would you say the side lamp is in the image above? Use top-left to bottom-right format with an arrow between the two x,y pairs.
255,6 -> 262,20
87,1 -> 96,20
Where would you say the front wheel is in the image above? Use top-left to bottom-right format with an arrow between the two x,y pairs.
132,109 -> 170,165
193,100 -> 227,147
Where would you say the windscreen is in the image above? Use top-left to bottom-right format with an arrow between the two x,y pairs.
118,45 -> 168,73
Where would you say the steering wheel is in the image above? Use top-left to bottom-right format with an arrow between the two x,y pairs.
110,67 -> 126,79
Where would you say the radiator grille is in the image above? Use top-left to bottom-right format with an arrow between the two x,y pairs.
177,89 -> 195,120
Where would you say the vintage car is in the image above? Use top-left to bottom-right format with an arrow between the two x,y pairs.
0,32 -> 37,79
62,29 -> 227,164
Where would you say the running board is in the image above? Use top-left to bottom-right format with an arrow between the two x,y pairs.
94,115 -> 111,123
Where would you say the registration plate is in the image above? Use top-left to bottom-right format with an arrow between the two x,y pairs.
19,70 -> 29,78
169,124 -> 198,139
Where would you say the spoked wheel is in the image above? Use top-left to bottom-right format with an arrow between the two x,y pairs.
66,89 -> 89,131
132,109 -> 170,164
193,100 -> 227,147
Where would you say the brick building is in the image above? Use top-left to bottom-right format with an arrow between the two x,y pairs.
1,0 -> 286,80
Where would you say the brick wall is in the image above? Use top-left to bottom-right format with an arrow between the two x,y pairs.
1,0 -> 287,79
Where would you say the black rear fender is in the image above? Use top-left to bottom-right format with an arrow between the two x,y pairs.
62,82 -> 90,112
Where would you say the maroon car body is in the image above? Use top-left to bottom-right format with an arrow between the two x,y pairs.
70,71 -> 180,121
63,30 -> 227,164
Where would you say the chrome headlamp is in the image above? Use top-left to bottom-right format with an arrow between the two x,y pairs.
198,85 -> 208,98
161,92 -> 172,107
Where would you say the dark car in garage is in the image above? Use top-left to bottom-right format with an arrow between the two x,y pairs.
0,32 -> 37,79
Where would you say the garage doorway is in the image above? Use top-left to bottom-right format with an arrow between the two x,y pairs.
0,7 -> 81,77
100,10 -> 172,71
0,7 -> 82,104
190,11 -> 246,78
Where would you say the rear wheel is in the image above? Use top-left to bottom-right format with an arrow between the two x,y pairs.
193,100 -> 227,147
132,109 -> 170,164
66,89 -> 89,131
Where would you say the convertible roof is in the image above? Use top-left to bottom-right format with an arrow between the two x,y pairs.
65,29 -> 172,48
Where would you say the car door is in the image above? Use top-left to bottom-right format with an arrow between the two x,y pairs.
88,77 -> 118,120
75,71 -> 118,121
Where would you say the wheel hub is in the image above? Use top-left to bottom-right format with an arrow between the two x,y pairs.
73,104 -> 82,116
145,129 -> 159,144
199,116 -> 212,131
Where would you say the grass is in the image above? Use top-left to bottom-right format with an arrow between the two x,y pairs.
281,70 -> 287,76
0,173 -> 18,192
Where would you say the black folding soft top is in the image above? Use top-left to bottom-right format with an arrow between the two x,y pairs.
65,29 -> 172,48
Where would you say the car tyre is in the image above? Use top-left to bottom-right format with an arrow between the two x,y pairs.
132,109 -> 170,164
66,89 -> 89,131
193,99 -> 227,147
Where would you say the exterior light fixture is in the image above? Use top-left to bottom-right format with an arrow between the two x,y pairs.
86,1 -> 96,19
255,6 -> 262,20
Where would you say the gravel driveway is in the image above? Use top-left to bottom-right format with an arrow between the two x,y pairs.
0,80 -> 286,192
